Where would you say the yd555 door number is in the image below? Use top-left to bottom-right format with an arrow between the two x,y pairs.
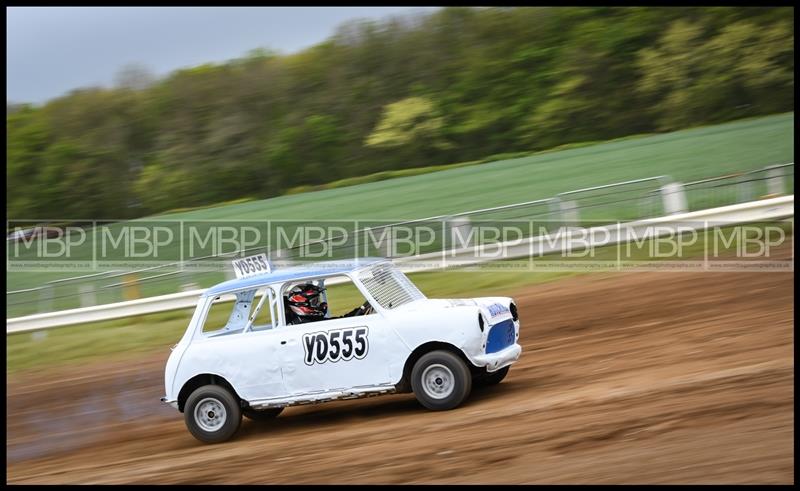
303,327 -> 369,365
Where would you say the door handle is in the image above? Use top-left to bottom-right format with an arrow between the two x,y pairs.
281,340 -> 287,345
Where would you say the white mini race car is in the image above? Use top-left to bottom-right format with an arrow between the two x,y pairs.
161,255 -> 522,443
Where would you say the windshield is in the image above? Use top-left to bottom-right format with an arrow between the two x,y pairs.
358,262 -> 425,309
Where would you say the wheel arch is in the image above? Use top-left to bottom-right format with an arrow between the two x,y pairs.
177,373 -> 242,412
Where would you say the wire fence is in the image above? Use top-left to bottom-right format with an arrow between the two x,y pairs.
681,163 -> 794,211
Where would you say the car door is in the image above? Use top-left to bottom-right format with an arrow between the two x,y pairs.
187,288 -> 288,402
195,327 -> 287,401
278,312 -> 398,395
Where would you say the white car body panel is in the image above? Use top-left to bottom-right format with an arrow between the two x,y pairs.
162,258 -> 522,411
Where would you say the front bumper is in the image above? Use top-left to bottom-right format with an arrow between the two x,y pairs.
160,396 -> 179,410
472,343 -> 522,372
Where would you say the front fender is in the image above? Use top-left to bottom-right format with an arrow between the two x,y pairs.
387,297 -> 521,375
388,305 -> 485,365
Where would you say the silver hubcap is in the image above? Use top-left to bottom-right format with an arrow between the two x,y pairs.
195,397 -> 227,432
421,364 -> 455,400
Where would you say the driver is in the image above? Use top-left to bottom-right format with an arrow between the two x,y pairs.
284,283 -> 370,325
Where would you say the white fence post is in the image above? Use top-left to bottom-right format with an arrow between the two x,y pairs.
38,286 -> 53,314
766,167 -> 785,196
738,176 -> 754,203
447,216 -> 472,253
559,200 -> 580,228
661,182 -> 688,215
79,284 -> 96,308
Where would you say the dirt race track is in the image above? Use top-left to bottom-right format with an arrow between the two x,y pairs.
6,263 -> 794,483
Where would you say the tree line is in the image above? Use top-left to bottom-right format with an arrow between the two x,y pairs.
7,6 -> 794,220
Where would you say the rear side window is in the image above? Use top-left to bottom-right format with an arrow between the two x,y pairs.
202,287 -> 278,337
203,294 -> 245,335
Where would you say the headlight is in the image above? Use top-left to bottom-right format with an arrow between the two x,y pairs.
510,302 -> 518,321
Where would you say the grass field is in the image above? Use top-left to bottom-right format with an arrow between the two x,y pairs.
6,112 -> 794,316
157,112 -> 795,221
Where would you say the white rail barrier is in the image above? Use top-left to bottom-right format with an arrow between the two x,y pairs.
408,194 -> 795,268
6,195 -> 793,334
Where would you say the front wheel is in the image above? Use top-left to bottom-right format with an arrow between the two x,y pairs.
184,385 -> 242,444
411,350 -> 472,410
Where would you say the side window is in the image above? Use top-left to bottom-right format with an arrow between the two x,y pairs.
283,276 -> 373,326
202,294 -> 243,335
202,287 -> 278,336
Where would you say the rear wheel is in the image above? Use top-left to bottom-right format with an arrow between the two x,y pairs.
243,407 -> 284,422
184,385 -> 242,444
411,350 -> 472,410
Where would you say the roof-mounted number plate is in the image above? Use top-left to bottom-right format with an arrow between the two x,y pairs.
232,253 -> 271,279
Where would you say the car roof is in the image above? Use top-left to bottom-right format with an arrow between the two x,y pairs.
204,257 -> 388,297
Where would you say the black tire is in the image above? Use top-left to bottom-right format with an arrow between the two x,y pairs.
243,407 -> 284,422
474,365 -> 510,388
184,385 -> 242,444
410,350 -> 472,410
